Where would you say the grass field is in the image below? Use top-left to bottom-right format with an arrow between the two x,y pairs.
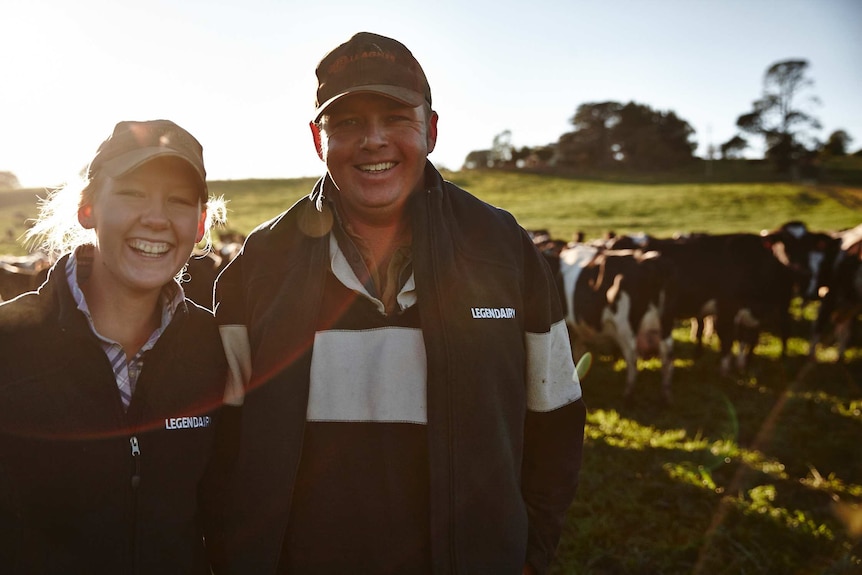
4,169 -> 861,255
2,170 -> 861,573
553,319 -> 862,574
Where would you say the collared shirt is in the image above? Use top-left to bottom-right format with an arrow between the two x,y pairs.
284,195 -> 430,574
325,186 -> 415,316
65,245 -> 184,409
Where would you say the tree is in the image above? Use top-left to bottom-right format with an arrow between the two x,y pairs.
821,130 -> 853,156
490,130 -> 514,167
720,135 -> 748,160
462,149 -> 493,170
736,59 -> 821,173
612,102 -> 697,170
0,171 -> 20,190
556,102 -> 622,169
557,101 -> 697,171
511,146 -> 532,166
512,145 -> 556,168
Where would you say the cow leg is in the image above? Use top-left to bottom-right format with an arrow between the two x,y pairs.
690,317 -> 705,358
734,308 -> 760,373
599,291 -> 640,400
620,342 -> 639,399
809,292 -> 835,361
611,327 -> 639,400
807,332 -> 822,362
735,326 -> 758,372
659,336 -> 675,405
835,319 -> 851,363
719,353 -> 733,376
690,317 -> 701,355
623,367 -> 638,398
694,302 -> 717,360
779,306 -> 790,359
715,309 -> 736,376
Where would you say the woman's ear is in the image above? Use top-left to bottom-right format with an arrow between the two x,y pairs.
196,210 -> 207,244
78,204 -> 95,230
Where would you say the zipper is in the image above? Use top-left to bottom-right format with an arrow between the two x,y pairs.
129,435 -> 141,574
130,436 -> 141,486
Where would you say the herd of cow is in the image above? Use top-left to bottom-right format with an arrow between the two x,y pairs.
0,233 -> 245,309
532,221 -> 862,404
1,222 -> 860,405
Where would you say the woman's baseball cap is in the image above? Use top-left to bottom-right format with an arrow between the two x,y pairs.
86,119 -> 207,197
314,32 -> 432,122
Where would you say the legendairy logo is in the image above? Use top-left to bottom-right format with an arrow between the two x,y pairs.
470,307 -> 516,319
165,416 -> 212,430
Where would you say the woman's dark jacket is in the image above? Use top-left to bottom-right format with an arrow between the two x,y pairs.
0,254 -> 228,575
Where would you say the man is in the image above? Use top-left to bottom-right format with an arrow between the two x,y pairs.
213,32 -> 586,575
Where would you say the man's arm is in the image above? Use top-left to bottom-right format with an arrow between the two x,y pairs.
203,250 -> 252,574
522,397 -> 586,573
521,232 -> 587,574
213,252 -> 251,407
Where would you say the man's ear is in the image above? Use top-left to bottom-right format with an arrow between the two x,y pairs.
310,121 -> 324,161
78,204 -> 95,230
426,111 -> 439,154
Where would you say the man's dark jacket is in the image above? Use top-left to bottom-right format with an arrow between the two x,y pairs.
213,164 -> 586,574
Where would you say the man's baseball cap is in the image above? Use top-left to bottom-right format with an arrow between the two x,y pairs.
314,32 -> 432,121
87,120 -> 207,197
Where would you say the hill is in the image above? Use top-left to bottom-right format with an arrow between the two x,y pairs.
3,172 -> 860,256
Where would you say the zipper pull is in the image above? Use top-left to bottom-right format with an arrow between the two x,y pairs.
130,436 -> 141,489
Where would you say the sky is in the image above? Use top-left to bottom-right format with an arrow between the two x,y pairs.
2,0 -> 861,189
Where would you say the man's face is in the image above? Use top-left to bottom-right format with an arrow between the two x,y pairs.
313,93 -> 438,226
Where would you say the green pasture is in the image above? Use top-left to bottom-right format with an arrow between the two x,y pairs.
2,170 -> 861,573
442,170 -> 862,243
552,316 -> 862,574
3,170 -> 860,255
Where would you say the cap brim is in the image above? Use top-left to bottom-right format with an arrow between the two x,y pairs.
314,85 -> 426,121
99,148 -> 208,194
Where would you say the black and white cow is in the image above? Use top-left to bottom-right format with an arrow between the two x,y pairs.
554,244 -> 677,402
760,221 -> 862,362
807,223 -> 862,361
763,221 -> 842,301
628,232 -> 803,375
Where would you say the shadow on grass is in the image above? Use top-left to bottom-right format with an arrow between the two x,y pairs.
553,335 -> 862,574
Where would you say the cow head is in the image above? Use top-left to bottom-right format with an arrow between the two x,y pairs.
762,222 -> 842,300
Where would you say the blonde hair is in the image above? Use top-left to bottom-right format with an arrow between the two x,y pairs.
26,173 -> 228,262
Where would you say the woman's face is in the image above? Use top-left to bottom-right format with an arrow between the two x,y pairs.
79,156 -> 206,298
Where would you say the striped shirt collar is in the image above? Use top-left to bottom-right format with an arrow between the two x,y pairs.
65,245 -> 185,408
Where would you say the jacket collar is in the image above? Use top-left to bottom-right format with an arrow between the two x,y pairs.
48,252 -> 190,336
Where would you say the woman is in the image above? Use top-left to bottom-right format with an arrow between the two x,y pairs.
0,120 -> 231,574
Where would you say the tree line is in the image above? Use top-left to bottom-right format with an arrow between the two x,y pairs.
0,171 -> 21,191
463,59 -> 857,176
